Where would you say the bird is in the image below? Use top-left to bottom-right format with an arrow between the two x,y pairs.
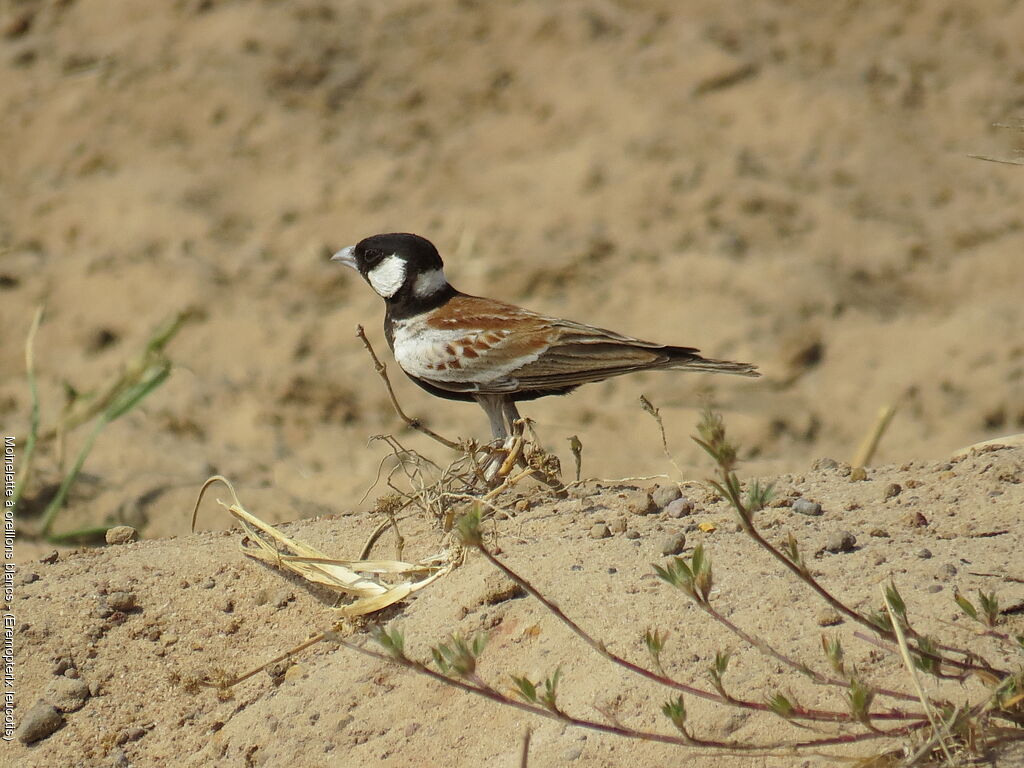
332,233 -> 759,440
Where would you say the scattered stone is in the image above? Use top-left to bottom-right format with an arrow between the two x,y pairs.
105,525 -> 138,545
109,748 -> 130,768
844,501 -> 861,511
904,511 -> 929,528
514,499 -> 529,512
697,521 -> 717,533
811,457 -> 839,470
115,726 -> 147,745
271,589 -> 294,609
563,746 -> 584,761
651,484 -> 682,509
52,657 -> 76,676
623,491 -> 658,516
105,591 -> 138,613
905,478 -> 922,489
17,703 -> 64,744
664,498 -> 695,518
825,531 -> 856,553
871,552 -> 887,565
46,677 -> 90,712
939,563 -> 958,577
924,584 -> 943,593
625,529 -> 641,540
792,498 -> 823,516
849,467 -> 867,482
883,483 -> 902,501
17,571 -> 39,585
609,517 -> 627,534
40,550 -> 59,564
868,528 -> 890,538
816,610 -> 843,627
916,548 -> 932,559
589,524 -> 611,540
660,533 -> 687,556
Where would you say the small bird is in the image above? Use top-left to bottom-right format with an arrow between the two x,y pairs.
332,233 -> 759,440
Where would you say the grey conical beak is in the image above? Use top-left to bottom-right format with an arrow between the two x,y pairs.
331,245 -> 357,269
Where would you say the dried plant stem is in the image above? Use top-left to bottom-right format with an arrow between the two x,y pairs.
339,634 -> 928,751
11,306 -> 44,514
475,543 -> 922,724
851,404 -> 897,469
700,602 -> 921,706
709,453 -> 1003,678
356,325 -> 461,451
883,587 -> 956,765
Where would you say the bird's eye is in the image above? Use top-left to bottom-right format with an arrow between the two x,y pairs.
362,249 -> 383,267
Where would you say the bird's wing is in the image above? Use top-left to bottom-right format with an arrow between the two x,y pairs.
408,295 -> 696,394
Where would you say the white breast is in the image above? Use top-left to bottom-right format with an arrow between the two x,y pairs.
391,318 -> 531,385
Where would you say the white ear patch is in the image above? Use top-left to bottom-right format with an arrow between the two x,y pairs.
412,268 -> 447,298
367,254 -> 407,298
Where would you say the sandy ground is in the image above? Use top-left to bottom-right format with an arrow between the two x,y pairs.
2,0 -> 1023,765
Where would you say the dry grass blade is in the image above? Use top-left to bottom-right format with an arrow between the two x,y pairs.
852,404 -> 897,470
882,585 -> 955,766
191,475 -> 458,616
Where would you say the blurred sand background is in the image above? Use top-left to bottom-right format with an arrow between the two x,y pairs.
2,1 -> 1024,765
2,0 -> 1023,538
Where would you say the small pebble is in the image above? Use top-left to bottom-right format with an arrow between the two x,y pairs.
40,550 -> 59,564
623,491 -> 658,516
916,548 -> 932,559
115,726 -> 146,745
609,517 -> 627,534
17,703 -> 64,744
816,610 -> 843,627
939,563 -> 957,577
849,467 -> 867,482
664,498 -> 694,518
872,552 -> 887,565
46,677 -> 90,712
105,591 -> 138,613
589,524 -> 611,540
109,748 -> 130,768
925,584 -> 943,593
17,571 -> 39,585
563,746 -> 584,761
883,483 -> 902,501
105,525 -> 138,545
904,511 -> 929,527
792,498 -> 823,516
625,529 -> 641,540
651,484 -> 682,509
825,531 -> 856,553
660,533 -> 687,556
869,528 -> 890,538
812,457 -> 839,470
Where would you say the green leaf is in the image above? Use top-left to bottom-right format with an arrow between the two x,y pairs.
661,696 -> 687,732
953,591 -> 978,621
511,675 -> 537,703
455,506 -> 484,548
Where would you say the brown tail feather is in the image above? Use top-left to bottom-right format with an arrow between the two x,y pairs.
667,350 -> 760,378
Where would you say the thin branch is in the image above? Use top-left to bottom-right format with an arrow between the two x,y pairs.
356,325 -> 461,451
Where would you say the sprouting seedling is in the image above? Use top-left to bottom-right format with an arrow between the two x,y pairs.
954,590 -> 1001,629
432,633 -> 488,677
644,629 -> 668,675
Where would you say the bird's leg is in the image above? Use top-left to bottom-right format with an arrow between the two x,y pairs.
476,395 -> 514,484
476,394 -> 509,441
